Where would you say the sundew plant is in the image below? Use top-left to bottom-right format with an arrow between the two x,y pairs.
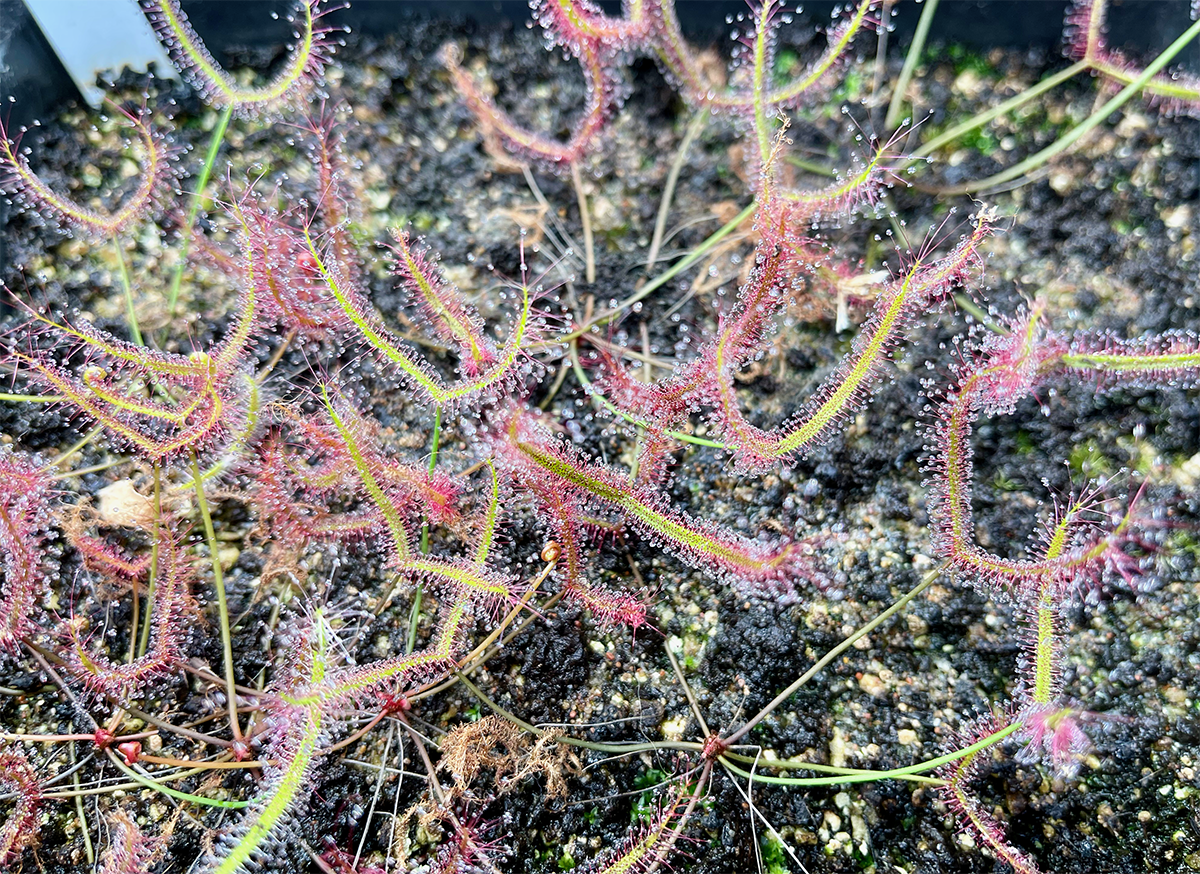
0,1 -> 1199,872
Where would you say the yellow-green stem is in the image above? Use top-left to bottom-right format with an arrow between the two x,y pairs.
720,722 -> 1019,787
940,17 -> 1200,194
725,566 -> 941,744
137,464 -> 162,658
571,162 -> 595,285
69,743 -> 94,864
907,60 -> 1089,165
885,0 -> 940,130
112,238 -> 143,347
104,748 -> 249,808
190,454 -> 242,743
410,407 -> 442,654
167,104 -> 234,317
0,393 -> 64,403
646,109 -> 708,272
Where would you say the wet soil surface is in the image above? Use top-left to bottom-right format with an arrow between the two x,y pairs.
2,6 -> 1199,874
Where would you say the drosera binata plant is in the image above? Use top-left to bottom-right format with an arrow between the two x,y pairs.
0,1 -> 1198,872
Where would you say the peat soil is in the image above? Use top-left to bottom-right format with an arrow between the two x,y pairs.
1,7 -> 1199,874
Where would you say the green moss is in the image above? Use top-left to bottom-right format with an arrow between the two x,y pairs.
412,210 -> 438,232
761,835 -> 790,874
957,126 -> 999,156
929,43 -> 997,78
831,69 -> 865,105
992,471 -> 1023,492
1068,440 -> 1113,478
775,48 -> 802,82
1167,529 -> 1200,562
632,769 -> 671,821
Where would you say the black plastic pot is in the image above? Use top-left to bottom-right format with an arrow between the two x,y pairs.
3,0 -> 1197,128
